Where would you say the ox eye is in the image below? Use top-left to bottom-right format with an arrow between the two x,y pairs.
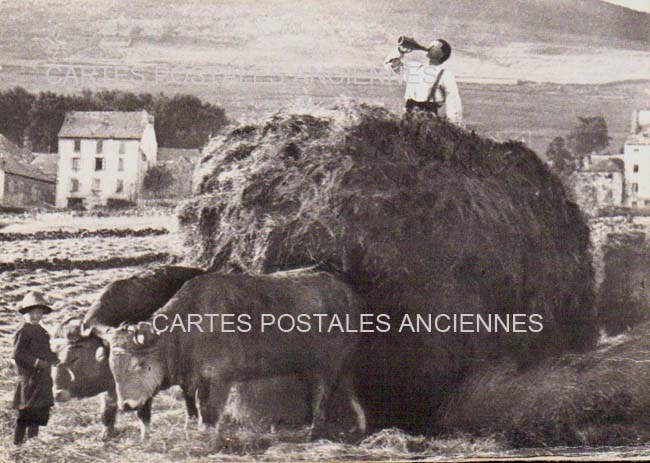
130,359 -> 143,371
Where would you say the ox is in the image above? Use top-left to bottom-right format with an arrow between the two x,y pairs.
53,266 -> 205,439
105,270 -> 367,439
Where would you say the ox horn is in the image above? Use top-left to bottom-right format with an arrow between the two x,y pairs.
81,321 -> 113,340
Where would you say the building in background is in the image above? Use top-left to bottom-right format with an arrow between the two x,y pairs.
30,152 -> 59,179
55,110 -> 157,208
624,109 -> 650,207
0,135 -> 55,207
573,156 -> 624,214
143,147 -> 200,199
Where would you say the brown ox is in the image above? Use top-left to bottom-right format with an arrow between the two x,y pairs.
106,270 -> 367,439
53,266 -> 204,439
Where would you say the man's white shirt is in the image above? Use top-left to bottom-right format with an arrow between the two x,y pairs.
384,48 -> 463,126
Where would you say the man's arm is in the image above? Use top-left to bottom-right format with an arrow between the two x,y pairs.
13,329 -> 38,370
441,70 -> 463,126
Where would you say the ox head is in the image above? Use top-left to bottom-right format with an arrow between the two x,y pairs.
107,321 -> 165,411
53,317 -> 112,402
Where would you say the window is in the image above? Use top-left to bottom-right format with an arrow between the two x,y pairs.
72,158 -> 80,171
119,141 -> 126,154
7,179 -> 15,193
74,139 -> 81,152
634,164 -> 639,173
70,179 -> 79,193
95,158 -> 105,171
118,158 -> 124,172
116,179 -> 124,193
633,183 -> 639,193
92,178 -> 101,191
96,139 -> 103,154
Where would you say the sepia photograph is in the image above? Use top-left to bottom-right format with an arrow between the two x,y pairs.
0,0 -> 649,461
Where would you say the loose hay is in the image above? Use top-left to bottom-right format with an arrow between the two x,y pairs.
441,319 -> 650,446
179,102 -> 595,431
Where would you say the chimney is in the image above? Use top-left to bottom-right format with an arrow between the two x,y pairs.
631,110 -> 639,134
22,134 -> 33,151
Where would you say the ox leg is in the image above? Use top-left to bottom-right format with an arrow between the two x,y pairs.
197,379 -> 216,430
309,376 -> 332,441
199,380 -> 230,433
341,372 -> 367,435
136,398 -> 153,441
183,388 -> 199,431
101,389 -> 118,440
205,380 -> 232,448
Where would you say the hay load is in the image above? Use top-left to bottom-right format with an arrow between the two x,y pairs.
179,103 -> 595,431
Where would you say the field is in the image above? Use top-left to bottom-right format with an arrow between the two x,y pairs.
1,213 -> 650,461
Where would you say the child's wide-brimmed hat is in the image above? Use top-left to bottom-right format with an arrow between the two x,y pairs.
17,291 -> 53,314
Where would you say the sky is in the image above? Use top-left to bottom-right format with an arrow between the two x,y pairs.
602,0 -> 650,12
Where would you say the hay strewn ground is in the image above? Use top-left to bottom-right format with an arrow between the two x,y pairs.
180,102 -> 595,431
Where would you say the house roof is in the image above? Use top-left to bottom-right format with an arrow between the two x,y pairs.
158,147 -> 200,164
30,153 -> 58,178
1,155 -> 54,183
0,135 -> 52,182
58,110 -> 154,139
0,134 -> 33,163
582,158 -> 624,173
627,131 -> 650,146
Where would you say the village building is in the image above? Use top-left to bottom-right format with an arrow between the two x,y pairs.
143,147 -> 200,199
0,135 -> 55,207
55,110 -> 157,208
30,152 -> 59,179
573,156 -> 624,213
623,109 -> 650,208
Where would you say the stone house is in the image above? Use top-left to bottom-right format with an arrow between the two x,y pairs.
55,110 -> 157,208
0,135 -> 55,207
573,156 -> 624,213
30,152 -> 59,178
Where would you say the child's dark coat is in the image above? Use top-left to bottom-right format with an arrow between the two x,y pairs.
13,323 -> 58,413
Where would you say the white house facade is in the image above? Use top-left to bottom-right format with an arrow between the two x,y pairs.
624,109 -> 650,208
55,111 -> 157,208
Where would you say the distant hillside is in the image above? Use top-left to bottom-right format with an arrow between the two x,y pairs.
0,0 -> 647,83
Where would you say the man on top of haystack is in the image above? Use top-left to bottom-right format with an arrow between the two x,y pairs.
384,36 -> 463,126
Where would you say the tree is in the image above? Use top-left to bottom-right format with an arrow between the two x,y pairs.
567,116 -> 610,157
23,89 -> 226,152
546,136 -> 575,178
0,87 -> 35,146
154,94 -> 227,148
143,165 -> 175,197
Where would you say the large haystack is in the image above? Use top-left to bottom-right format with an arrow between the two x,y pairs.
179,103 -> 595,431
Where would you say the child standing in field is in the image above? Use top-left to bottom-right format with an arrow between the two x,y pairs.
12,291 -> 59,446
